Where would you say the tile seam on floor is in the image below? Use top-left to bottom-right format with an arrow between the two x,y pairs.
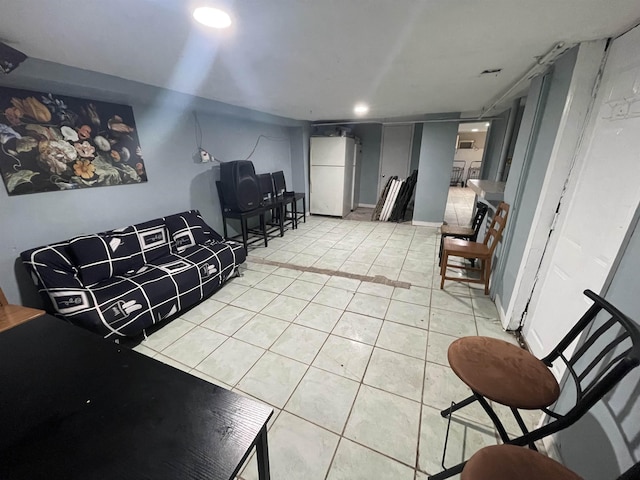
246,255 -> 412,289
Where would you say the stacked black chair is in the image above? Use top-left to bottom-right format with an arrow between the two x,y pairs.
438,201 -> 489,265
272,170 -> 305,228
257,173 -> 285,238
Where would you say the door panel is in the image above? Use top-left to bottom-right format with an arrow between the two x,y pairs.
378,125 -> 413,197
523,29 -> 640,367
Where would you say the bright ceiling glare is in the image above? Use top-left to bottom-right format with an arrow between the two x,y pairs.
485,122 -> 490,127
193,7 -> 232,28
353,104 -> 369,115
471,128 -> 479,132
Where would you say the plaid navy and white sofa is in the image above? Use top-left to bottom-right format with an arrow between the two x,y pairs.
20,210 -> 245,339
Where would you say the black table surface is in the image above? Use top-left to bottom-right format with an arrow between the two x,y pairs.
0,315 -> 273,480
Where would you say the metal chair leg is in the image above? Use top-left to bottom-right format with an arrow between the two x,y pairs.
428,461 -> 466,480
440,394 -> 477,418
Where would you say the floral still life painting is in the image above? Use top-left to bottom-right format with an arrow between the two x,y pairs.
0,86 -> 147,196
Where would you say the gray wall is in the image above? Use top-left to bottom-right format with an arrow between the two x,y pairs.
288,125 -> 311,208
494,47 -> 579,311
0,59 -> 302,305
482,108 -> 510,181
351,124 -> 383,205
555,210 -> 640,479
409,122 -> 423,173
412,120 -> 460,223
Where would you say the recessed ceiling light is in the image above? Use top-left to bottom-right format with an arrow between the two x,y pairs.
485,122 -> 490,127
472,128 -> 479,132
193,7 -> 232,28
354,103 -> 369,115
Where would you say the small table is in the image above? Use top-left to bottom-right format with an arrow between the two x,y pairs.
0,303 -> 44,333
0,315 -> 273,480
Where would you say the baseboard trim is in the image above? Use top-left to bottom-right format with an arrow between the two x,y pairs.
358,203 -> 376,208
542,434 -> 562,462
495,294 -> 508,329
412,220 -> 442,227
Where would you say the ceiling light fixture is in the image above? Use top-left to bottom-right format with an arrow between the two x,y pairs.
472,128 -> 479,132
353,103 -> 369,116
193,7 -> 232,28
485,122 -> 490,127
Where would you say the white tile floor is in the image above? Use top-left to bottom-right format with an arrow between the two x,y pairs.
445,186 -> 476,227
135,215 -> 537,480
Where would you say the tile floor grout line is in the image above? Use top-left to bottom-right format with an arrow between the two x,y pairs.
139,216 -> 514,479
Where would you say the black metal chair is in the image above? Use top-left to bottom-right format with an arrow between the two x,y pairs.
465,160 -> 482,187
429,289 -> 640,480
438,201 -> 488,265
272,170 -> 305,227
257,172 -> 285,238
450,160 -> 465,187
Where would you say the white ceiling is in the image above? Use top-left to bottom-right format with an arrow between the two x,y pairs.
1,0 -> 640,121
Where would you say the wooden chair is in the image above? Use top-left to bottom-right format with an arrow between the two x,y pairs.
438,201 -> 488,265
440,201 -> 509,294
429,289 -> 640,480
0,287 -> 45,333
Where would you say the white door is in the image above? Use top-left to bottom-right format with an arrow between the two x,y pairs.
378,124 -> 414,198
523,27 -> 640,366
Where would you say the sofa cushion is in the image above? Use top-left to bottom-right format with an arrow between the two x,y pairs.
70,228 -> 144,285
165,210 -> 223,252
131,218 -> 171,263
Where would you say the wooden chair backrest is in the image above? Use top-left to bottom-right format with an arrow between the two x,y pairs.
0,288 -> 8,307
482,202 -> 510,255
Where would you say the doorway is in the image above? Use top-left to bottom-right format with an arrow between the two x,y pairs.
444,122 -> 489,226
377,124 -> 414,198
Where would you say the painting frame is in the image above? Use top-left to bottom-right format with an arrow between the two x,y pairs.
0,86 -> 147,196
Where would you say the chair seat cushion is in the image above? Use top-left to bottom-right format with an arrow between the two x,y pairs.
448,337 -> 560,409
443,237 -> 489,257
462,445 -> 583,480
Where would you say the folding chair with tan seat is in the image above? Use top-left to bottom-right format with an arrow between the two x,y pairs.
428,289 -> 640,480
440,201 -> 509,295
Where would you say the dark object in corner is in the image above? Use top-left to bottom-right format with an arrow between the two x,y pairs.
0,42 -> 27,74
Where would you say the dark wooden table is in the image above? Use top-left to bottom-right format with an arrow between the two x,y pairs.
0,315 -> 273,480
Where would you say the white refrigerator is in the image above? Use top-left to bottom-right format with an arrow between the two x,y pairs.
310,136 -> 354,217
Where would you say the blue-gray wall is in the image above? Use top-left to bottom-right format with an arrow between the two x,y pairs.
494,47 -> 578,313
413,120 -> 460,223
0,59 -> 303,305
482,108 -> 510,181
410,123 -> 423,173
351,124 -> 383,205
288,125 -> 311,209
